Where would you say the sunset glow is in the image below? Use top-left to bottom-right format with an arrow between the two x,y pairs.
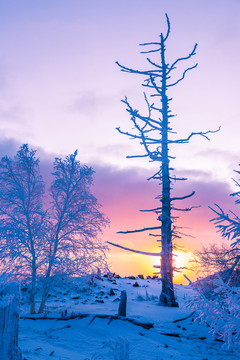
0,0 -> 239,280
173,251 -> 193,271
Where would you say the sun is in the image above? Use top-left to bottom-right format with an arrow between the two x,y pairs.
148,249 -> 193,278
173,251 -> 192,271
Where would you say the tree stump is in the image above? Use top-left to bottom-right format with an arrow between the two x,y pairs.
118,290 -> 127,317
0,283 -> 22,360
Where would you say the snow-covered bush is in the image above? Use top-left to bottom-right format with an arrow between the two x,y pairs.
189,274 -> 240,347
189,167 -> 240,347
136,286 -> 158,301
104,337 -> 130,360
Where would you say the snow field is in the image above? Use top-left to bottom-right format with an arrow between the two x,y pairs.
19,276 -> 239,360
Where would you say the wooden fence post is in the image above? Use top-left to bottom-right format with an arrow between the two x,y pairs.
118,290 -> 127,317
0,283 -> 22,360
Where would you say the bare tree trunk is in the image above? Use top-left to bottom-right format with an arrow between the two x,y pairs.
118,290 -> 127,317
113,15 -> 216,307
158,33 -> 178,307
30,265 -> 36,314
38,259 -> 53,313
38,280 -> 50,314
224,255 -> 240,284
0,284 -> 22,360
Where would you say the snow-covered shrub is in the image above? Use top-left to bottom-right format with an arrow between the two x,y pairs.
84,356 -> 103,360
189,166 -> 240,347
189,275 -> 240,347
104,337 -> 130,360
136,286 -> 158,302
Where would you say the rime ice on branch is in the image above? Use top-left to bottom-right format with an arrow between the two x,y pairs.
109,14 -> 219,307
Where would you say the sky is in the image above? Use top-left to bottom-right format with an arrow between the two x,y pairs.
0,0 -> 240,283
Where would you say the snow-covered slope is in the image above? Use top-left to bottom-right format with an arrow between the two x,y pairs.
19,276 -> 239,359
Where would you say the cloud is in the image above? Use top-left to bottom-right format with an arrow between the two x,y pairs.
0,104 -> 26,124
68,91 -> 113,121
0,71 -> 7,94
0,142 -> 237,276
197,148 -> 240,166
0,137 -> 54,185
69,91 -> 99,118
0,137 -> 21,157
0,141 -> 237,279
87,161 -> 239,277
0,143 -> 235,244
91,162 -> 237,254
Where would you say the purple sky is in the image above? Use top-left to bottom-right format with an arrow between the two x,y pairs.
0,0 -> 240,281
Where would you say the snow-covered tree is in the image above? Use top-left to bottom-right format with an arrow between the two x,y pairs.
206,167 -> 240,281
0,145 -> 47,313
188,167 -> 240,347
38,151 -> 109,313
0,146 -> 108,313
188,274 -> 240,348
109,14 -> 218,307
194,242 -> 240,281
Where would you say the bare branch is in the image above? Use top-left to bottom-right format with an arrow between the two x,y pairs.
123,97 -> 162,131
163,13 -> 171,41
147,169 -> 162,181
140,47 -> 161,54
170,126 -> 221,144
172,205 -> 201,212
140,41 -> 160,46
117,226 -> 161,234
167,43 -> 198,74
169,176 -> 187,181
168,64 -> 198,87
107,241 -> 161,256
171,191 -> 195,202
116,61 -> 160,75
126,154 -> 149,159
140,207 -> 161,213
146,57 -> 163,70
116,126 -> 142,140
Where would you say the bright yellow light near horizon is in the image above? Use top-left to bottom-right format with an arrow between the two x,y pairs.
173,251 -> 193,271
149,250 -> 193,272
108,247 -> 194,285
148,250 -> 193,284
173,251 -> 193,284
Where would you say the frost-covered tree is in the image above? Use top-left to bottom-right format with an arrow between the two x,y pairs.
0,146 -> 108,313
38,151 -> 109,313
109,14 -> 218,307
188,167 -> 240,347
206,166 -> 240,282
194,242 -> 240,282
0,145 -> 47,313
210,172 -> 240,249
193,167 -> 240,281
188,274 -> 240,347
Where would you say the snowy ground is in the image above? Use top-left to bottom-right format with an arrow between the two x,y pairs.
19,276 -> 239,360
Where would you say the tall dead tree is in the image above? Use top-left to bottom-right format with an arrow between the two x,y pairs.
109,15 -> 219,307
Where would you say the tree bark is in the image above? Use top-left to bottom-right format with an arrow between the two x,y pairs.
118,290 -> 127,317
0,284 -> 22,360
158,33 -> 178,307
38,256 -> 54,313
30,265 -> 36,314
38,274 -> 51,314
